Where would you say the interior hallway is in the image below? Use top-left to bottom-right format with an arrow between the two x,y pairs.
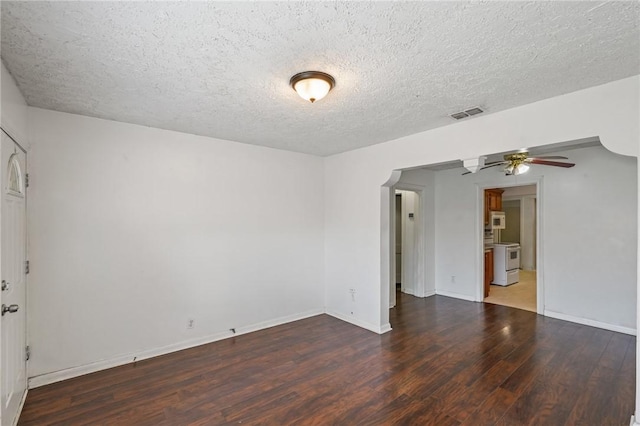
485,270 -> 537,312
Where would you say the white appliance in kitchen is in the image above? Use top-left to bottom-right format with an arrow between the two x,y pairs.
489,211 -> 506,230
492,243 -> 520,286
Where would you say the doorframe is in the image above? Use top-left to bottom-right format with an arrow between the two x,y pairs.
380,170 -> 431,331
476,177 -> 544,314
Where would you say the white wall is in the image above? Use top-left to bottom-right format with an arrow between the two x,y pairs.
502,184 -> 536,198
324,75 -> 639,333
27,108 -> 325,382
520,196 -> 536,270
1,63 -> 28,145
434,146 -> 636,329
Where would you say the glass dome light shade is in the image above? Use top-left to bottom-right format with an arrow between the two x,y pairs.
290,71 -> 335,103
515,163 -> 530,175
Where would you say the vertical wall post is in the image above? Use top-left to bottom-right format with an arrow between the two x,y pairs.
380,170 -> 402,333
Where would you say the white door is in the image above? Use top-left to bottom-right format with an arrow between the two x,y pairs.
1,131 -> 27,426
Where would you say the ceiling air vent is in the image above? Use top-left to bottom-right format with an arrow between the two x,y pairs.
450,107 -> 484,120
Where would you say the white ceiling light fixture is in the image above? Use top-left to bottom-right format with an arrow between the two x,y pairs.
504,153 -> 531,175
515,163 -> 530,174
505,163 -> 530,175
290,71 -> 335,103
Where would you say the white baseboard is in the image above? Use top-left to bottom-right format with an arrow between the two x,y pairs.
10,389 -> 27,426
379,323 -> 392,334
435,290 -> 476,302
545,310 -> 636,336
401,289 -> 435,298
325,310 -> 391,334
28,308 -> 324,389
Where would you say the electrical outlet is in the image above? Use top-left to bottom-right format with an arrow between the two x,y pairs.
349,288 -> 356,302
187,319 -> 194,329
451,275 -> 456,283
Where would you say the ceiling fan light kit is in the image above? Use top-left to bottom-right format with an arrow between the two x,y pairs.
290,71 -> 335,103
505,163 -> 530,175
503,152 -> 529,175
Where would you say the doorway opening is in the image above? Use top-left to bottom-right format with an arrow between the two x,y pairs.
482,183 -> 540,313
383,173 -> 430,316
393,189 -> 420,307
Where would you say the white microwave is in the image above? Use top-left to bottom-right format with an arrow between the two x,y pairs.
489,211 -> 506,229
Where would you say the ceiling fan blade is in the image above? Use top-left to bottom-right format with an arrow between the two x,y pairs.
529,155 -> 569,160
529,159 -> 575,168
480,162 -> 507,169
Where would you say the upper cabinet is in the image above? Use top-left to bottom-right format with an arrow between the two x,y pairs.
484,188 -> 504,225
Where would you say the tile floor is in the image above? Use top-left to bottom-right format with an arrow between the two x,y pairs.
484,270 -> 536,312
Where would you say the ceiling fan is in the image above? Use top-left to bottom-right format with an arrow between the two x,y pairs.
463,152 -> 575,175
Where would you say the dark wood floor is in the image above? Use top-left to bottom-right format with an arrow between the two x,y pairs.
20,292 -> 635,425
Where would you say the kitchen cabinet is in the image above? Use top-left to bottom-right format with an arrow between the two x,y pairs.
484,249 -> 494,297
484,188 -> 504,225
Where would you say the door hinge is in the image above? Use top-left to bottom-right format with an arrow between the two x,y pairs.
25,173 -> 29,188
25,260 -> 30,275
25,345 -> 30,361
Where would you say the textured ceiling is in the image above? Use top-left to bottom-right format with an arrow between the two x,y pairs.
1,2 -> 639,156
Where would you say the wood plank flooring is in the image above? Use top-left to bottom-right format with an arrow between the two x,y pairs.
19,292 -> 635,425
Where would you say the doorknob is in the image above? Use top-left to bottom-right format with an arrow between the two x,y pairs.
1,280 -> 8,291
1,304 -> 19,316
